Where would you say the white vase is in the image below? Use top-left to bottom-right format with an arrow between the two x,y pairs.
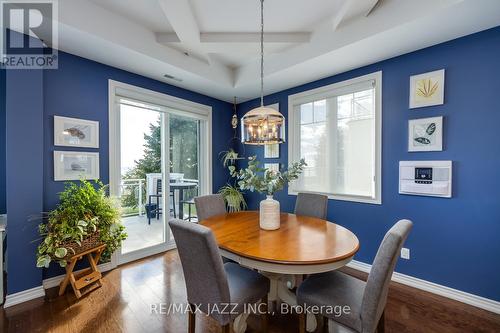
259,195 -> 280,230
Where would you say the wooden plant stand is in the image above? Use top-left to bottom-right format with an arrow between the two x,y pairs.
58,244 -> 106,299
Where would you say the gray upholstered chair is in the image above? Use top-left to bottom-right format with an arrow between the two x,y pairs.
294,192 -> 328,220
194,193 -> 234,263
194,194 -> 226,222
297,219 -> 413,333
169,219 -> 269,333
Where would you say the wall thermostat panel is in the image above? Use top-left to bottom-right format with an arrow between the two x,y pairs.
399,161 -> 452,198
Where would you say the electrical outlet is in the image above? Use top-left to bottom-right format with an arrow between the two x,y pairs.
400,247 -> 410,260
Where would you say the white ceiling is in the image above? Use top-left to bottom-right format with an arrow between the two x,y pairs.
49,0 -> 500,102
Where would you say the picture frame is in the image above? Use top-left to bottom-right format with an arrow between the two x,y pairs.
264,144 -> 279,158
54,116 -> 99,148
264,103 -> 280,158
409,69 -> 445,109
54,151 -> 100,181
408,116 -> 443,152
264,163 -> 280,174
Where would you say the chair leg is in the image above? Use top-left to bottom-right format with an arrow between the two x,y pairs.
172,192 -> 177,218
156,196 -> 160,219
147,196 -> 151,224
221,323 -> 231,333
261,295 -> 269,333
188,303 -> 196,333
298,312 -> 306,333
377,310 -> 385,333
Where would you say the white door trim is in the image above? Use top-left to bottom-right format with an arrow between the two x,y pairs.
108,79 -> 213,266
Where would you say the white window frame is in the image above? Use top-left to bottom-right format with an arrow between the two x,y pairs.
108,80 -> 213,265
108,80 -> 213,199
288,71 -> 382,205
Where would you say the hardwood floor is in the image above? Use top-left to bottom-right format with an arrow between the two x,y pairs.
1,251 -> 499,333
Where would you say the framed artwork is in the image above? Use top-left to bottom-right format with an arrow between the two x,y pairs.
263,103 -> 280,158
409,69 -> 445,109
264,163 -> 280,174
264,144 -> 279,158
54,151 -> 100,181
408,116 -> 443,152
54,116 -> 99,148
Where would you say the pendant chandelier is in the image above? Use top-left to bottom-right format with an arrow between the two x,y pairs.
241,0 -> 285,145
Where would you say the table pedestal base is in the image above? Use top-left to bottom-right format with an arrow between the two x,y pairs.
218,247 -> 353,333
232,274 -> 317,333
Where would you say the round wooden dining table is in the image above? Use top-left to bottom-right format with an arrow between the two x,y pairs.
201,211 -> 360,333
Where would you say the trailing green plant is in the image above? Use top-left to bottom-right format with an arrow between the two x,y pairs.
218,184 -> 247,212
36,180 -> 127,268
219,148 -> 241,168
231,156 -> 307,196
218,148 -> 247,212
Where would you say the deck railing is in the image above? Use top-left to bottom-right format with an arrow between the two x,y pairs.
120,178 -> 145,216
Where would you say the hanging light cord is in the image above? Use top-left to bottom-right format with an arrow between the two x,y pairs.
260,0 -> 264,107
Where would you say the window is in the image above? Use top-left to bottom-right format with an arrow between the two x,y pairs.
288,72 -> 382,204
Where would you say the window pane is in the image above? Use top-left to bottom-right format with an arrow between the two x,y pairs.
300,103 -> 313,124
337,95 -> 352,119
298,122 -> 328,193
294,84 -> 377,200
334,89 -> 375,197
313,100 -> 326,123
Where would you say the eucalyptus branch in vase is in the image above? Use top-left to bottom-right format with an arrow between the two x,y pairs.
230,156 -> 306,230
230,156 -> 307,196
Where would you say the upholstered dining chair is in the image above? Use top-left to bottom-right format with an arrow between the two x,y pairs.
169,219 -> 270,333
294,192 -> 328,220
194,193 -> 234,263
194,194 -> 226,222
297,219 -> 413,333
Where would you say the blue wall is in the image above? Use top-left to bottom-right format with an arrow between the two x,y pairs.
43,51 -> 233,210
5,27 -> 500,301
41,52 -> 234,280
5,49 -> 234,291
6,66 -> 45,294
0,68 -> 5,214
237,27 -> 500,301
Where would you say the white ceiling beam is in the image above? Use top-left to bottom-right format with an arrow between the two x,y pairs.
234,0 -> 473,93
365,0 -> 382,17
200,32 -> 311,43
333,0 -> 354,31
55,0 -> 234,100
157,0 -> 200,44
155,33 -> 180,43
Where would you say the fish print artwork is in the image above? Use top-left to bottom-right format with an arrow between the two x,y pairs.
54,116 -> 99,148
64,126 -> 88,140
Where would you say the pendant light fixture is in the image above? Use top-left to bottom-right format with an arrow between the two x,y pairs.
241,0 -> 285,145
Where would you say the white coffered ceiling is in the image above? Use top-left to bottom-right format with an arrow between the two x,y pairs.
50,0 -> 500,102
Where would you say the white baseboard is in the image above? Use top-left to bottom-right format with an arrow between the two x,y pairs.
3,285 -> 45,308
42,261 -> 115,289
347,260 -> 500,314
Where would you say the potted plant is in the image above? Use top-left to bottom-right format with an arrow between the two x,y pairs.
219,148 -> 243,168
36,180 -> 127,268
218,184 -> 247,212
219,149 -> 247,212
230,156 -> 306,230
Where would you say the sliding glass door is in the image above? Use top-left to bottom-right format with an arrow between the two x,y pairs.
168,113 -> 201,242
119,102 -> 167,257
109,81 -> 212,265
